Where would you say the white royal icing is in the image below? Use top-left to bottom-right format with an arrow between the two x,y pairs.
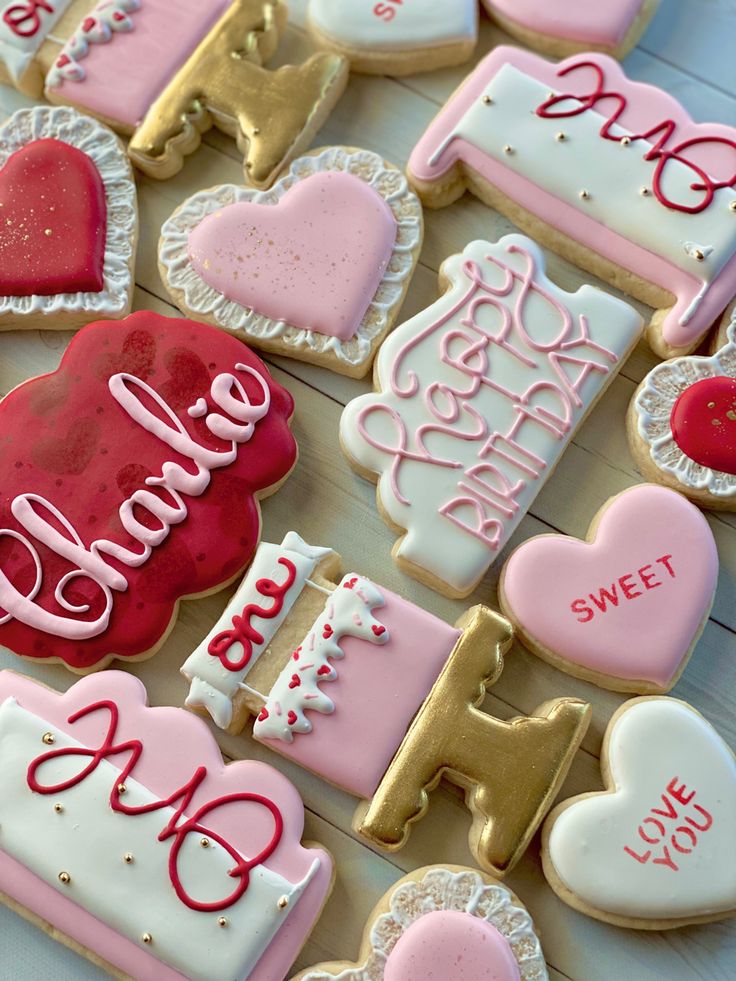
0,0 -> 71,83
253,574 -> 389,743
428,63 -> 736,327
300,867 -> 548,981
307,0 -> 477,51
45,0 -> 140,88
159,147 -> 422,370
182,534 -> 336,729
0,697 -> 319,980
0,105 -> 136,320
340,234 -> 643,596
547,698 -> 736,921
634,314 -> 736,499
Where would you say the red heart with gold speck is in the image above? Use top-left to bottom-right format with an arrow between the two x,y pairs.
671,376 -> 736,475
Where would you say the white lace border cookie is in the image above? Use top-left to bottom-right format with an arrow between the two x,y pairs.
158,146 -> 422,369
0,106 -> 136,319
298,866 -> 548,981
634,314 -> 736,499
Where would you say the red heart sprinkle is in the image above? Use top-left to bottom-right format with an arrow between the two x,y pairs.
287,710 -> 297,725
257,707 -> 268,722
288,673 -> 301,689
317,664 -> 331,676
292,646 -> 301,661
344,577 -> 358,589
82,17 -> 95,30
323,623 -> 334,639
372,624 -> 386,637
57,54 -> 70,68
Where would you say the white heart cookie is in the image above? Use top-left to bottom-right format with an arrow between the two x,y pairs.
543,698 -> 736,927
308,0 -> 477,52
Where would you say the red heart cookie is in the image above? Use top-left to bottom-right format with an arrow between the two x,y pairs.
671,376 -> 736,475
0,139 -> 106,297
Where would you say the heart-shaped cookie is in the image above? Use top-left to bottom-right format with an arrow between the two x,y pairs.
670,376 -> 736,475
500,485 -> 718,693
542,698 -> 736,928
0,106 -> 137,329
159,147 -> 423,378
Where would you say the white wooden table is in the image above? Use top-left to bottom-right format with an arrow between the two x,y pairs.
0,1 -> 734,978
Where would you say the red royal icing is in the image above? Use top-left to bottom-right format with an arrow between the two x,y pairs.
0,312 -> 297,669
623,776 -> 714,872
2,0 -> 53,38
0,139 -> 106,297
27,699 -> 284,911
670,376 -> 736,475
207,557 -> 297,672
537,61 -> 736,215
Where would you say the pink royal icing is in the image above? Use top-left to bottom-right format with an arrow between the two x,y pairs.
487,0 -> 645,47
501,485 -> 718,689
187,172 -> 397,342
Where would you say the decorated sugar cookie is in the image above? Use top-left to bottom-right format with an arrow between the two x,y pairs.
542,697 -> 736,929
293,865 -> 548,981
0,105 -> 136,329
306,0 -> 478,76
159,147 -> 423,377
628,313 -> 736,510
0,0 -> 348,186
0,670 -> 333,980
182,532 -> 590,876
481,0 -> 660,60
0,311 -> 297,671
408,47 -> 736,358
340,234 -> 643,598
500,485 -> 718,693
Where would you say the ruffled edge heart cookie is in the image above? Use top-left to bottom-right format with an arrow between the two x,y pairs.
0,105 -> 137,330
542,697 -> 736,930
292,865 -> 548,980
627,313 -> 736,509
158,146 -> 423,378
499,484 -> 718,694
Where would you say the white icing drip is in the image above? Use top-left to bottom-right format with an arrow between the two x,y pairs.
253,574 -> 389,743
182,535 -> 336,728
159,146 -> 422,369
0,697 -> 317,981
0,106 -> 135,320
45,0 -> 140,88
300,867 -> 548,980
634,313 -> 736,498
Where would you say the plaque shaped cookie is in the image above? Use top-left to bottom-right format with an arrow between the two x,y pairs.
0,311 -> 297,671
481,0 -> 660,60
0,105 -> 136,329
628,313 -> 736,509
0,0 -> 348,186
542,697 -> 736,929
293,865 -> 548,981
500,485 -> 718,693
182,532 -> 590,877
340,234 -> 643,598
408,47 -> 736,358
306,0 -> 478,76
0,670 -> 333,980
159,147 -> 423,377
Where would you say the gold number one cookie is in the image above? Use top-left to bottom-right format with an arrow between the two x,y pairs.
181,533 -> 590,876
0,0 -> 348,186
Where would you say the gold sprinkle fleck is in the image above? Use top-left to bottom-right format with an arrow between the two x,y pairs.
730,201 -> 736,212
708,401 -> 716,408
141,933 -> 153,945
620,136 -> 631,146
277,896 -> 289,910
58,872 -> 71,884
123,853 -> 134,864
555,132 -> 566,142
579,189 -> 590,200
42,732 -> 55,745
44,228 -> 53,237
640,187 -> 650,196
218,917 -> 229,928
482,95 -> 493,105
694,249 -> 705,262
54,803 -> 64,814
200,837 -> 210,848
503,144 -> 513,155
727,410 -> 736,421
712,418 -> 722,426
117,783 -> 127,795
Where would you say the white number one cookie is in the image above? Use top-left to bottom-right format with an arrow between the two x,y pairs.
542,697 -> 736,930
340,234 -> 642,598
181,532 -> 590,877
408,47 -> 736,358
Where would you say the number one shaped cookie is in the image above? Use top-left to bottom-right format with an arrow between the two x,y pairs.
182,533 -> 590,877
340,234 -> 643,598
408,47 -> 736,358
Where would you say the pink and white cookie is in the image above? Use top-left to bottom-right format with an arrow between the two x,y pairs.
306,0 -> 478,76
408,47 -> 736,358
293,865 -> 548,981
159,147 -> 423,377
0,310 -> 297,671
481,0 -> 660,60
0,669 -> 333,980
0,105 -> 136,329
628,312 -> 736,510
542,697 -> 736,929
340,234 -> 643,598
499,485 -> 719,693
182,532 -> 590,877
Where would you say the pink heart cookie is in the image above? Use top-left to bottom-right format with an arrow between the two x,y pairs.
542,698 -> 736,929
500,485 -> 718,693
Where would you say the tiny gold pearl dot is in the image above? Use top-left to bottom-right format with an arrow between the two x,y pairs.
640,187 -> 650,196
44,228 -> 52,237
482,95 -> 492,105
503,144 -> 513,155
218,916 -> 229,928
200,837 -> 210,848
117,783 -> 126,795
141,933 -> 153,945
707,401 -> 716,408
58,872 -> 71,884
579,189 -> 590,200
277,896 -> 289,910
730,201 -> 736,212
123,853 -> 134,864
694,249 -> 705,261
42,732 -> 55,745
555,132 -> 566,141
620,136 -> 631,145
54,803 -> 64,814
